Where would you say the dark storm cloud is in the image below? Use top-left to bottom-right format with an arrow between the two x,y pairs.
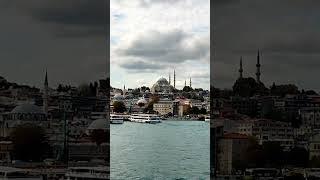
2,0 -> 107,37
212,0 -> 320,91
0,0 -> 107,88
118,30 -> 209,64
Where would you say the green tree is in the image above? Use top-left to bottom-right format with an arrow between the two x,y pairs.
200,108 -> 207,114
270,83 -> 300,97
113,101 -> 126,113
11,124 -> 50,162
90,129 -> 107,146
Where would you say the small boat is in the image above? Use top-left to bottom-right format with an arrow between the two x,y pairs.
204,115 -> 210,122
110,114 -> 124,124
129,114 -> 161,124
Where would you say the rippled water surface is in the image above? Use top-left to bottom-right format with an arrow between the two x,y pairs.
111,120 -> 210,180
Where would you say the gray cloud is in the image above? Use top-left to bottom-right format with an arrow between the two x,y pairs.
0,0 -> 107,88
212,0 -> 320,91
118,30 -> 209,64
120,60 -> 166,71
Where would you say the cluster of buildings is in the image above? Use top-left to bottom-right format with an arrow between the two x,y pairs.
212,51 -> 320,177
0,73 -> 109,178
110,70 -> 210,117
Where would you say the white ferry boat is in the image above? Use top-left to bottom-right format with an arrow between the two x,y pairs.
205,115 -> 210,122
110,114 -> 124,124
129,114 -> 161,124
64,166 -> 109,180
0,166 -> 43,180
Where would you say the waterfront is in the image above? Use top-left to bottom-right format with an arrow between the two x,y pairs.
111,120 -> 210,179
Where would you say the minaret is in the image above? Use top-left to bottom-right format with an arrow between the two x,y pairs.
169,73 -> 171,85
189,77 -> 192,88
43,70 -> 48,116
256,49 -> 261,83
239,56 -> 243,79
184,79 -> 186,87
173,69 -> 176,89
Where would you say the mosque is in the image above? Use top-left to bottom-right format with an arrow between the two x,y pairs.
0,70 -> 49,137
151,69 -> 192,94
238,49 -> 262,83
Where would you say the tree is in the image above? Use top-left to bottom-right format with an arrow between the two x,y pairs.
113,101 -> 126,113
270,84 -> 300,97
10,124 -> 50,162
287,147 -> 308,167
189,106 -> 200,114
90,129 -> 107,146
200,108 -> 207,114
78,83 -> 92,97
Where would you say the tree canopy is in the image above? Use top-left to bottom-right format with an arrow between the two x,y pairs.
10,124 -> 51,162
113,101 -> 126,113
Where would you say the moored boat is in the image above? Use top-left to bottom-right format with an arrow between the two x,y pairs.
129,114 -> 161,124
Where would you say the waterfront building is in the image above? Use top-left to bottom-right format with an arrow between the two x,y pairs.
237,119 -> 294,149
299,107 -> 320,128
153,99 -> 179,115
217,133 -> 250,175
309,133 -> 320,160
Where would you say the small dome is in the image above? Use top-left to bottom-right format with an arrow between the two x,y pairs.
11,104 -> 44,114
88,119 -> 107,130
136,98 -> 148,105
113,94 -> 124,100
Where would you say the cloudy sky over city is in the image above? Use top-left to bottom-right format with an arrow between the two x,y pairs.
0,0 -> 106,88
213,0 -> 320,91
111,0 -> 210,90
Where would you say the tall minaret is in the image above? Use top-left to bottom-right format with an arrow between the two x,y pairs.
256,49 -> 261,83
184,79 -> 186,87
169,73 -> 171,85
173,69 -> 176,89
43,70 -> 48,116
239,56 -> 243,79
189,77 -> 192,88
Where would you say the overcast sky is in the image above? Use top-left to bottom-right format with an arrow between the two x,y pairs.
0,0 -> 107,88
110,0 -> 210,90
213,0 -> 320,92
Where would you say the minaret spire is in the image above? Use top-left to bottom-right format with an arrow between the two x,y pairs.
173,69 -> 176,89
190,77 -> 192,88
169,72 -> 171,85
239,56 -> 243,79
256,49 -> 261,83
184,79 -> 186,87
43,69 -> 48,116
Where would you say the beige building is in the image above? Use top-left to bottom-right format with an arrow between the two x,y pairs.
217,133 -> 250,175
153,100 -> 179,115
237,119 -> 294,149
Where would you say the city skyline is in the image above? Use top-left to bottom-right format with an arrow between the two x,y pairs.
110,0 -> 210,90
213,0 -> 320,91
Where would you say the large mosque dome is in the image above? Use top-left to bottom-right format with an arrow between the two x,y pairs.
11,104 -> 45,114
87,119 -> 108,130
5,103 -> 46,121
151,77 -> 173,93
113,94 -> 124,101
